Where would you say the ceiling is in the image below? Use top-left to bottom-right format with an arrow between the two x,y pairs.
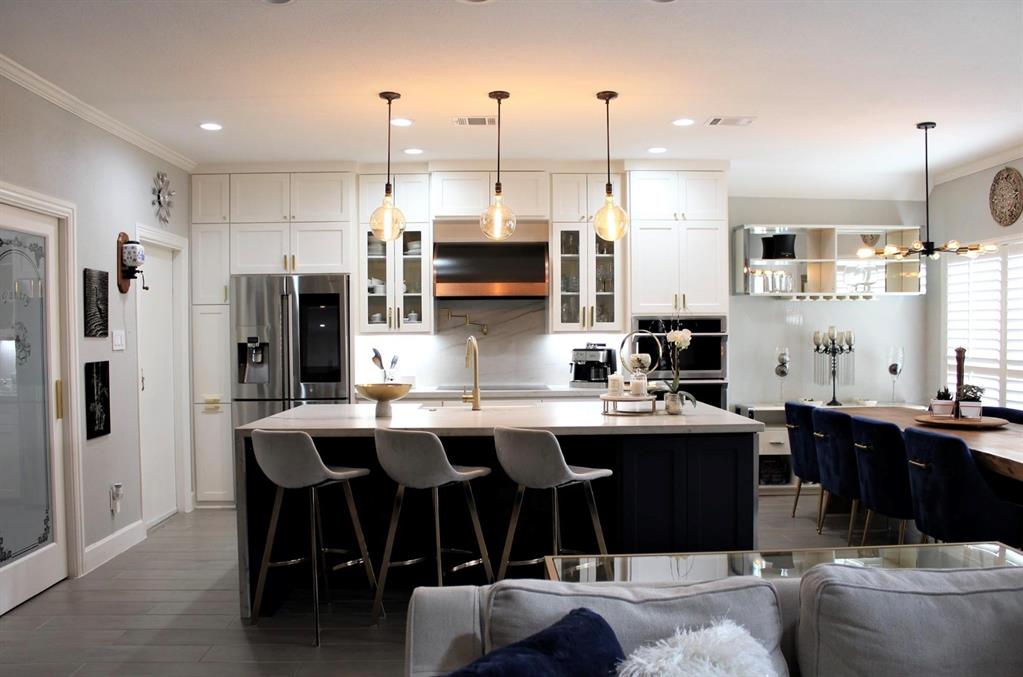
0,0 -> 1020,199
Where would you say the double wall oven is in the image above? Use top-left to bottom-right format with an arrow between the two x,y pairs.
631,315 -> 728,408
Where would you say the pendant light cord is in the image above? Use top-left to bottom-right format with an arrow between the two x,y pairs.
496,97 -> 502,192
386,98 -> 393,195
923,125 -> 929,243
605,97 -> 612,195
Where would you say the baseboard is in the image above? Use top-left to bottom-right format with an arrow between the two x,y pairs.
194,501 -> 236,510
82,519 -> 147,573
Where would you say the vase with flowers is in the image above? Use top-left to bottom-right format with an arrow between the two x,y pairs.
664,328 -> 698,415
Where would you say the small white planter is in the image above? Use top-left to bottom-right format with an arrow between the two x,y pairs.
930,399 -> 954,416
959,401 -> 983,419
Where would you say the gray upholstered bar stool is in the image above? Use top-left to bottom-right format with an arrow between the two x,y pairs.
250,430 -> 377,646
371,428 -> 494,625
493,426 -> 612,580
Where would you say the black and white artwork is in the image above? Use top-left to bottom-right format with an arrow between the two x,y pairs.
83,268 -> 109,338
85,361 -> 111,439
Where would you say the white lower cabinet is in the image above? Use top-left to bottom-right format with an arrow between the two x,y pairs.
193,403 -> 234,503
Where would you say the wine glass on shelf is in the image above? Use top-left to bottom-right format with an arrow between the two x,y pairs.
887,346 -> 904,403
774,346 -> 790,402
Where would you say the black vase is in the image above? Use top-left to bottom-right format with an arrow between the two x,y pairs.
772,234 -> 797,259
760,237 -> 776,259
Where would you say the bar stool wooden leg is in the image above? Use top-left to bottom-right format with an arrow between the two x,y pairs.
816,486 -> 826,530
791,478 -> 803,518
847,499 -> 860,546
898,519 -> 907,545
371,485 -> 405,625
551,487 -> 561,556
583,481 -> 613,579
312,487 -> 332,610
860,508 -> 874,546
252,486 -> 285,622
817,490 -> 831,534
432,487 -> 443,587
463,482 -> 494,583
498,485 -> 525,580
341,480 -> 377,590
308,487 -> 321,647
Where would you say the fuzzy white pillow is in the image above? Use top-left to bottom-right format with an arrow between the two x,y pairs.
617,619 -> 777,677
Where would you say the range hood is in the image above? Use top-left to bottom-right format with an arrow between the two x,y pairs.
433,242 -> 549,298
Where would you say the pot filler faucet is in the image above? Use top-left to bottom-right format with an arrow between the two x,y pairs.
462,335 -> 482,411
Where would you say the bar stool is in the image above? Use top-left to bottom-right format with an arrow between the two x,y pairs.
250,430 -> 377,647
371,429 -> 494,625
784,401 -> 823,523
493,426 -> 612,580
811,408 -> 861,545
850,416 -> 915,545
905,428 -> 1023,545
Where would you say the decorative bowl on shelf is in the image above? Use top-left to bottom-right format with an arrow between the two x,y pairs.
355,383 -> 412,418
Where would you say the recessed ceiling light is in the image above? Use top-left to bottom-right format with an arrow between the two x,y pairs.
671,118 -> 695,127
199,122 -> 222,131
647,147 -> 667,154
403,148 -> 424,155
263,0 -> 293,4
390,118 -> 413,127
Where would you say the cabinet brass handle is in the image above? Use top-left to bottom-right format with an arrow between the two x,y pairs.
813,432 -> 827,438
590,305 -> 595,326
54,380 -> 63,420
673,293 -> 678,310
291,255 -> 296,270
283,254 -> 288,271
223,285 -> 229,303
854,443 -> 872,450
387,307 -> 392,329
909,459 -> 930,470
397,308 -> 401,329
682,293 -> 687,310
579,306 -> 584,328
785,423 -> 799,429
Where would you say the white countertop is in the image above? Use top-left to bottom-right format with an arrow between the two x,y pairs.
237,400 -> 763,437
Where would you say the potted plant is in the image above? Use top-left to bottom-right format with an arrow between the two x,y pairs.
957,384 -> 984,419
664,328 -> 698,415
931,387 -> 954,416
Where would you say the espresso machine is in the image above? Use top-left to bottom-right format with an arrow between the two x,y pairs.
570,343 -> 616,386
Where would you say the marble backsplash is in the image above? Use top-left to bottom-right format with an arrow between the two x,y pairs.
352,299 -> 623,388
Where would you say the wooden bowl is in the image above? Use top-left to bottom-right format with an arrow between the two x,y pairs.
355,383 -> 412,418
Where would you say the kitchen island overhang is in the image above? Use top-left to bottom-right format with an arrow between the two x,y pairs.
233,401 -> 764,619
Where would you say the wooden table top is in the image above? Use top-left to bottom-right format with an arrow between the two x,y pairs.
842,406 -> 1023,482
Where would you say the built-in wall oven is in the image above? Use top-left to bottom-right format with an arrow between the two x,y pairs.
631,315 -> 728,408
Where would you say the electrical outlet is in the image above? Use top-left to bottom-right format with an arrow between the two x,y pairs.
110,483 -> 124,514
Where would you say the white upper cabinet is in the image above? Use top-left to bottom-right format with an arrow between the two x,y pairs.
630,220 -> 681,315
191,174 -> 230,223
394,174 -> 431,222
679,221 -> 728,313
629,220 -> 729,316
358,175 -> 389,222
431,172 -> 492,217
628,171 -> 727,221
290,222 -> 351,274
230,223 -> 289,274
552,174 -> 588,222
290,173 -> 351,222
497,171 -> 548,218
191,305 -> 232,403
191,223 -> 230,304
230,173 -> 291,223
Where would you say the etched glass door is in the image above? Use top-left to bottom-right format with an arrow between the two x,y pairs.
0,204 -> 66,615
589,232 -> 621,330
553,224 -> 585,330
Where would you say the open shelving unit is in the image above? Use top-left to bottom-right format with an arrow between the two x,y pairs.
733,225 -> 925,299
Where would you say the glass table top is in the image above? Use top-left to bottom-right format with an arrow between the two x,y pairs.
545,542 -> 1023,583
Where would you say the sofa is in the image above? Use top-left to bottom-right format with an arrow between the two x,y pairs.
404,564 -> 1023,676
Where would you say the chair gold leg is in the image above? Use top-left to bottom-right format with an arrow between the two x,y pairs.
463,482 -> 494,584
898,519 -> 907,545
371,485 -> 404,626
583,481 -> 613,580
313,487 -> 332,610
847,499 -> 860,546
497,485 -> 525,580
342,480 -> 378,590
860,508 -> 874,547
252,486 -> 284,622
791,478 -> 803,518
817,490 -> 831,534
308,488 -> 321,647
432,487 -> 443,587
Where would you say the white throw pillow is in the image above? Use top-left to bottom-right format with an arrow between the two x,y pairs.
617,620 -> 778,677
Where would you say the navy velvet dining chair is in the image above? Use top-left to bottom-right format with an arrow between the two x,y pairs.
812,407 -> 861,545
850,416 -> 915,545
982,406 -> 1023,424
784,402 -> 822,524
904,427 -> 1023,546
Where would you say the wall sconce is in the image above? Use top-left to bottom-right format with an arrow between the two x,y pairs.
116,232 -> 146,293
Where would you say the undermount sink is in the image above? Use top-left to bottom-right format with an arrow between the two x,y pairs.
418,402 -> 541,411
436,384 -> 550,391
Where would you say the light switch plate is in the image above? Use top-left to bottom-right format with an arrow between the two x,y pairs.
111,330 -> 126,351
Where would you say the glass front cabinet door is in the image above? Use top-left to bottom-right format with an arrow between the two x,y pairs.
551,223 -> 624,332
358,223 -> 432,333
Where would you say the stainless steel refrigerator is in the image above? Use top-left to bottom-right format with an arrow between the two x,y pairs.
230,274 -> 351,429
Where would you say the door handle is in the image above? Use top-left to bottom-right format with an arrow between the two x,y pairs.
673,293 -> 678,310
590,305 -> 595,326
387,307 -> 393,329
223,285 -> 228,303
682,293 -> 687,310
397,308 -> 401,329
54,380 -> 63,419
579,306 -> 584,328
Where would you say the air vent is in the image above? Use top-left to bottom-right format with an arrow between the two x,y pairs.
705,116 -> 756,127
453,116 -> 497,126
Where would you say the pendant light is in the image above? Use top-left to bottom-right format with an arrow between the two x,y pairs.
369,91 -> 406,242
480,91 -> 516,240
863,122 -> 995,260
593,91 -> 629,241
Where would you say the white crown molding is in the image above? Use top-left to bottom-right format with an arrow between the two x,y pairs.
934,144 -> 1023,186
0,53 -> 197,172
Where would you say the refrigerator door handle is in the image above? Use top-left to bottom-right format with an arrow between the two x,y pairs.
282,290 -> 296,402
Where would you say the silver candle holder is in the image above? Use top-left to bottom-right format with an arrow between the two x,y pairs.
813,326 -> 854,406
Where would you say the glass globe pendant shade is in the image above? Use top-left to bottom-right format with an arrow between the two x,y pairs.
480,193 -> 516,240
593,193 -> 629,242
856,246 -> 875,259
369,193 -> 406,242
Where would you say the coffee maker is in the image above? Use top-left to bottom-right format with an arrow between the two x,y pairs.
570,343 -> 616,385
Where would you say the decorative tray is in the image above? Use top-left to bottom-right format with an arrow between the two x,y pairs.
600,393 -> 657,416
913,414 -> 1009,430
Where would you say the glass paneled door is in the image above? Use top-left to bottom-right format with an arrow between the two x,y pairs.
0,203 -> 65,615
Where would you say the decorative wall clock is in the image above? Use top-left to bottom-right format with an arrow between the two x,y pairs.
989,167 -> 1022,227
151,171 -> 175,225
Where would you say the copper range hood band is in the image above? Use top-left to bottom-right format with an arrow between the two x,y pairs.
434,281 -> 550,297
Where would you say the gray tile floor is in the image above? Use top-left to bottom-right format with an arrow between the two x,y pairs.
0,492 -> 911,676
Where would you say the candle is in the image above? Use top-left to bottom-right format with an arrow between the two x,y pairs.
846,330 -> 855,346
813,331 -> 822,347
828,326 -> 837,340
630,374 -> 647,396
607,373 -> 624,396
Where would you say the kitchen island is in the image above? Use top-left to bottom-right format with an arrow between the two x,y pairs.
234,400 -> 763,618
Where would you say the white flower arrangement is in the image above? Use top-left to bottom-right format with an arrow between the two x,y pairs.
666,328 -> 693,349
667,327 -> 695,399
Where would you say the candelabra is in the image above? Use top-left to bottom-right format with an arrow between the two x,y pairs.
813,326 -> 854,406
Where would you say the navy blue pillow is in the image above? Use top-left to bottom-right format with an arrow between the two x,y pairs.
448,607 -> 624,676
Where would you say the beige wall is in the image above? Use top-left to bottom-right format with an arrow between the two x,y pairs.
0,77 -> 190,545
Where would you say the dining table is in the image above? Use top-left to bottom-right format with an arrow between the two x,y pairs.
842,406 -> 1023,483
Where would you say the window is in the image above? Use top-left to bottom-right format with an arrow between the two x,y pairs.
945,240 -> 1023,408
